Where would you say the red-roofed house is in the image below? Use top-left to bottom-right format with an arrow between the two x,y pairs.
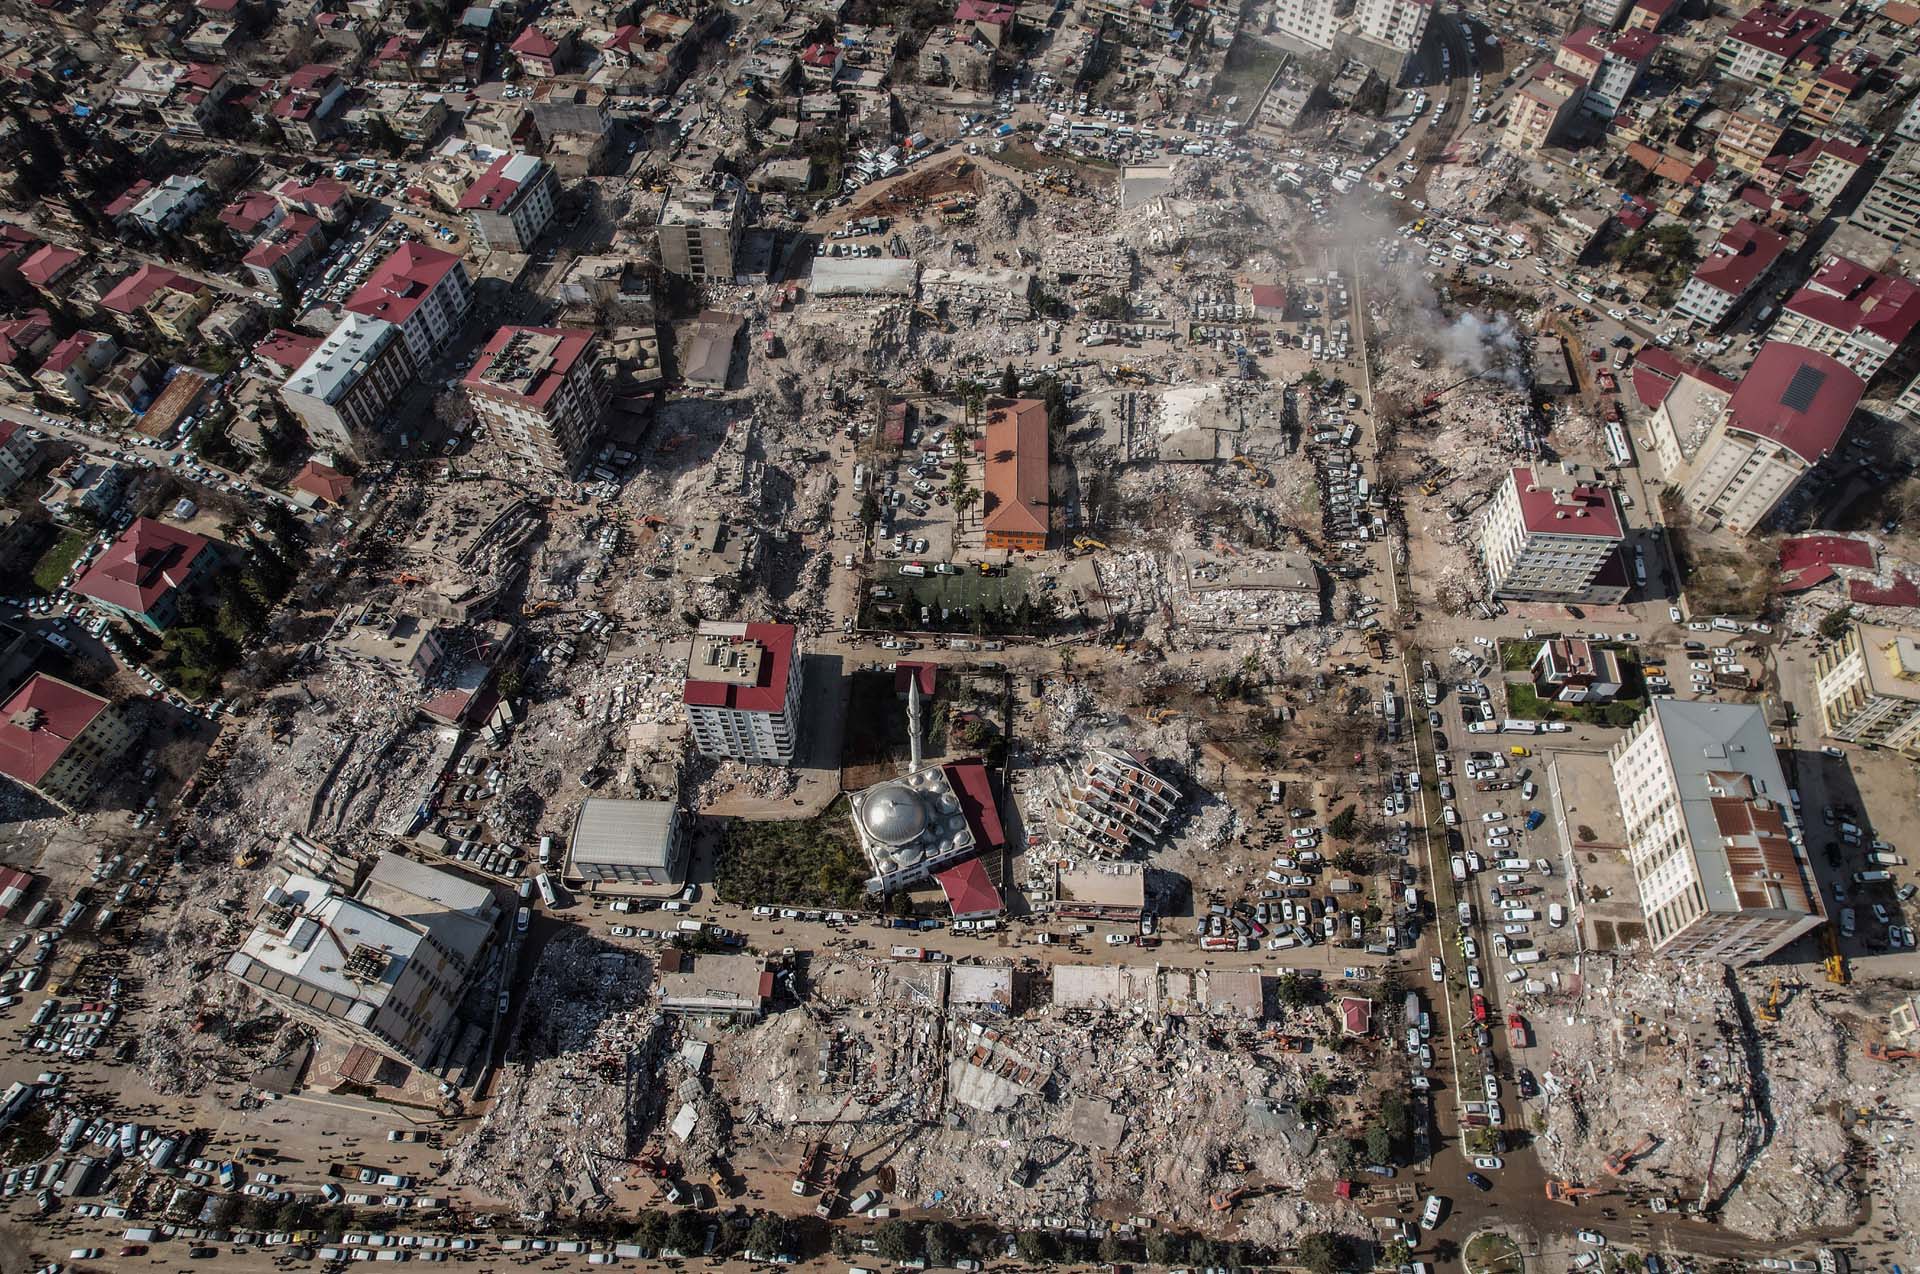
1532,637 -> 1625,702
99,265 -> 210,343
271,64 -> 347,142
682,621 -> 803,764
273,175 -> 356,224
510,24 -> 574,76
242,211 -> 325,289
1246,282 -> 1288,317
462,325 -> 606,473
458,153 -> 558,252
219,190 -> 285,240
799,41 -> 843,85
0,310 -> 55,397
1714,3 -> 1831,86
253,327 -> 323,374
72,517 -> 220,632
1339,996 -> 1372,1036
19,245 -> 84,300
1479,466 -> 1628,604
290,460 -> 353,504
1770,256 -> 1920,380
955,0 -> 1016,46
1680,342 -> 1863,534
1673,219 -> 1787,328
35,331 -> 119,409
344,243 -> 473,364
0,675 -> 136,813
982,399 -> 1049,552
935,855 -> 1003,920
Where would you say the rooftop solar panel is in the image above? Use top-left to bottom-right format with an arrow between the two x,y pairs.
1781,365 -> 1827,413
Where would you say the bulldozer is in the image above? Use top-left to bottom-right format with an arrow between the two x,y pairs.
1545,1179 -> 1605,1204
1864,1041 -> 1918,1063
526,600 -> 562,616
1209,1186 -> 1247,1212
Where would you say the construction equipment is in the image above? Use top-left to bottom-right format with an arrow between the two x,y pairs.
1821,923 -> 1849,985
1757,977 -> 1783,1023
1071,536 -> 1109,554
1602,1134 -> 1659,1176
526,600 -> 562,616
392,572 -> 423,586
1407,373 -> 1480,418
913,306 -> 954,333
1233,455 -> 1273,487
1144,707 -> 1178,724
1108,364 -> 1152,385
1864,1041 -> 1918,1063
1209,1186 -> 1247,1212
233,843 -> 263,870
1545,1179 -> 1605,1204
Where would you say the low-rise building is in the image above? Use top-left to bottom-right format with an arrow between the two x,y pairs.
1532,637 -> 1625,702
1813,621 -> 1920,758
982,398 -> 1049,552
1609,700 -> 1824,966
0,675 -> 137,813
225,852 -> 502,1070
565,798 -> 690,890
657,951 -> 770,1020
34,331 -> 118,410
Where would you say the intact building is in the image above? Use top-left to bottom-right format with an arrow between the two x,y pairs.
0,675 -> 137,813
280,313 -> 415,455
1851,141 -> 1920,251
462,326 -> 607,475
1769,257 -> 1920,381
1354,0 -> 1432,52
850,761 -> 1004,894
1478,466 -> 1628,604
1503,66 -> 1586,152
682,621 -> 803,765
1714,91 -> 1795,176
656,184 -> 744,282
225,852 -> 501,1071
982,398 -> 1050,552
1672,220 -> 1787,329
72,518 -> 218,632
1678,342 -> 1861,534
1271,0 -> 1338,51
1813,622 -> 1920,758
458,153 -> 559,252
566,798 -> 690,889
1712,3 -> 1829,86
344,243 -> 474,365
1608,700 -> 1824,966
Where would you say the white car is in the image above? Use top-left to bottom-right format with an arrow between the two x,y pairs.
1578,1231 -> 1606,1248
1482,811 -> 1508,823
1104,933 -> 1130,946
1430,957 -> 1444,982
1467,964 -> 1483,989
1473,1156 -> 1503,1170
1487,836 -> 1511,849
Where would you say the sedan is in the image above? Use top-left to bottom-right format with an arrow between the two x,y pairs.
1429,957 -> 1444,983
1482,811 -> 1508,823
1467,965 -> 1483,990
1465,1172 -> 1494,1192
1578,1232 -> 1607,1248
1487,836 -> 1512,849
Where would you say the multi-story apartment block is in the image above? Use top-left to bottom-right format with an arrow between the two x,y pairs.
1672,219 -> 1787,328
1678,342 -> 1861,534
1813,621 -> 1920,758
1714,90 -> 1795,175
1792,137 -> 1869,209
270,63 -> 347,142
1353,0 -> 1431,52
1271,0 -> 1339,50
1081,0 -> 1190,44
1478,466 -> 1628,603
72,517 -> 219,632
1556,28 -> 1658,117
241,212 -> 325,289
34,331 -> 118,410
1609,700 -> 1825,966
344,243 -> 473,365
682,621 -> 803,765
280,314 -> 417,456
457,153 -> 559,253
462,326 -> 607,475
1712,3 -> 1830,86
1768,257 -> 1920,381
1797,63 -> 1859,127
0,675 -> 137,813
1503,66 -> 1586,152
1851,141 -> 1920,251
226,853 -> 501,1070
656,183 -> 744,282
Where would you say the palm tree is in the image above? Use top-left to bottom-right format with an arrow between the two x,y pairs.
956,487 -> 979,526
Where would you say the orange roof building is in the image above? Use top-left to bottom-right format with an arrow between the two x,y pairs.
981,398 -> 1049,552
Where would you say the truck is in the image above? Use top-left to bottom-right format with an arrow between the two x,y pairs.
1329,878 -> 1360,894
888,946 -> 925,961
1506,1012 -> 1528,1049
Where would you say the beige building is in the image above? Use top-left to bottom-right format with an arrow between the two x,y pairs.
279,313 -> 416,456
1609,700 -> 1825,966
1478,466 -> 1628,604
1813,621 -> 1920,757
0,675 -> 137,813
462,326 -> 608,475
1503,66 -> 1585,153
656,184 -> 744,282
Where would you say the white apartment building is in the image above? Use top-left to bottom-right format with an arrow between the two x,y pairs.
1354,0 -> 1431,50
1609,700 -> 1825,966
1272,0 -> 1339,50
1768,256 -> 1920,381
1671,219 -> 1786,329
1852,140 -> 1920,250
1812,621 -> 1920,759
682,621 -> 803,765
344,243 -> 474,365
1478,466 -> 1627,603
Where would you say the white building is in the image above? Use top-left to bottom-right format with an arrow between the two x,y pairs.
681,621 -> 803,765
1354,0 -> 1432,51
1478,466 -> 1627,603
343,243 -> 474,365
1272,0 -> 1340,50
1768,256 -> 1920,381
566,798 -> 691,889
1671,219 -> 1787,329
1851,140 -> 1920,250
224,853 -> 501,1069
1608,700 -> 1825,966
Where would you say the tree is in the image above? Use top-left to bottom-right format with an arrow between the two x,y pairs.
956,487 -> 979,526
1145,1232 -> 1180,1265
1097,1233 -> 1128,1263
745,1215 -> 787,1259
1000,362 -> 1019,397
1298,1232 -> 1350,1274
1328,805 -> 1358,839
916,366 -> 941,393
923,1221 -> 959,1267
1275,971 -> 1314,1009
1818,606 -> 1854,642
1015,1231 -> 1061,1264
860,490 -> 881,531
635,1212 -> 669,1253
1382,1240 -> 1411,1268
1364,1122 -> 1393,1165
666,1210 -> 706,1255
874,1221 -> 922,1263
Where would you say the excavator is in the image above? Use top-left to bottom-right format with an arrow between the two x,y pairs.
1143,707 -> 1179,724
526,600 -> 563,616
1071,536 -> 1109,554
1822,923 -> 1849,985
1863,1041 -> 1918,1063
1602,1134 -> 1659,1175
1232,455 -> 1273,488
1545,1179 -> 1605,1205
1756,977 -> 1783,1024
1406,373 -> 1481,419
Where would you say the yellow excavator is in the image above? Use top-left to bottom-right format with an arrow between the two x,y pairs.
1756,977 -> 1783,1023
1071,536 -> 1108,554
1233,455 -> 1273,487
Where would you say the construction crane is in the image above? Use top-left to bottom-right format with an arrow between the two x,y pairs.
1545,1179 -> 1606,1204
1407,373 -> 1481,418
1232,455 -> 1273,487
1602,1134 -> 1659,1176
1757,978 -> 1783,1023
1864,1041 -> 1918,1063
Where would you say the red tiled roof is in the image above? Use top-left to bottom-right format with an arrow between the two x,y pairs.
1631,346 -> 1737,409
220,191 -> 281,234
945,760 -> 1006,852
290,461 -> 352,502
1509,466 -> 1623,539
511,25 -> 559,56
935,855 -> 1002,916
1609,29 -> 1660,60
287,63 -> 338,91
1723,3 -> 1830,59
1560,25 -> 1606,66
1340,996 -> 1372,1035
1725,342 -> 1863,464
40,332 -> 106,374
100,264 -> 202,315
457,153 -> 531,211
1778,534 -> 1874,574
955,0 -> 1016,23
681,622 -> 795,713
242,212 -> 320,269
1783,257 -> 1920,348
982,398 -> 1049,540
0,675 -> 111,787
275,175 -> 353,208
345,243 -> 463,326
73,517 -> 211,615
894,661 -> 937,697
1692,219 -> 1786,298
254,327 -> 322,372
1849,575 -> 1920,607
462,325 -> 591,408
0,310 -> 52,367
1248,283 -> 1287,309
104,179 -> 153,218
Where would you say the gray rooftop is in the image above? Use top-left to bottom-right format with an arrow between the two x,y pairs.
569,798 -> 681,869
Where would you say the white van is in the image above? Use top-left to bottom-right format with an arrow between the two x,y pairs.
1548,903 -> 1566,928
